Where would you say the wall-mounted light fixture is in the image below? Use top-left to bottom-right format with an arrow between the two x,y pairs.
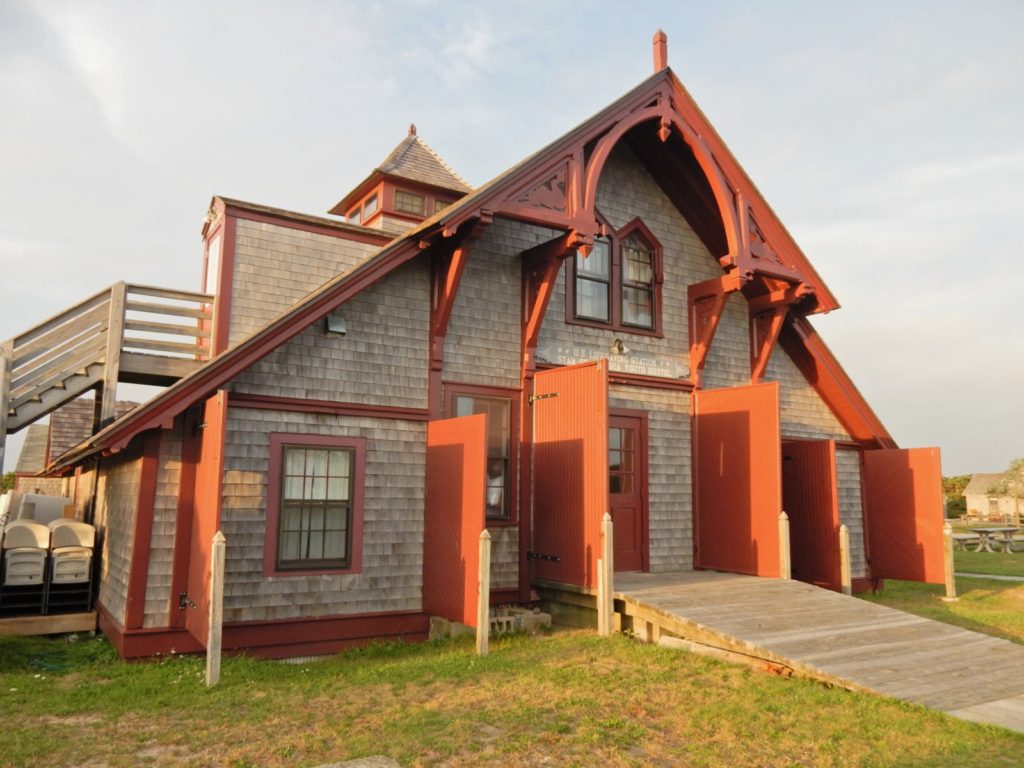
325,314 -> 347,337
610,338 -> 629,355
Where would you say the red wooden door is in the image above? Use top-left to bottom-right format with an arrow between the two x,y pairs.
423,414 -> 487,628
531,360 -> 608,588
864,447 -> 945,584
694,382 -> 782,577
609,413 -> 647,572
782,439 -> 840,589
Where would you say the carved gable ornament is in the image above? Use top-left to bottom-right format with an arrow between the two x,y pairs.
504,161 -> 572,214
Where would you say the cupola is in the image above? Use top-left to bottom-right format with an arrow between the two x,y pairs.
328,125 -> 472,235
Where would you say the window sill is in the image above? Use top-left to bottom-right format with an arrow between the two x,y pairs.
565,316 -> 664,339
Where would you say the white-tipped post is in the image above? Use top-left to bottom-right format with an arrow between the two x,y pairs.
205,530 -> 226,687
942,521 -> 958,601
839,524 -> 852,596
778,511 -> 791,580
477,530 -> 492,656
598,512 -> 615,636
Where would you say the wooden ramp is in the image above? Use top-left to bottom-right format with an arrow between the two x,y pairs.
615,571 -> 1024,733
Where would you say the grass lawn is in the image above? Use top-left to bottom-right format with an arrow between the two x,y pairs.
861,577 -> 1024,645
2,631 -> 1023,768
955,549 -> 1024,578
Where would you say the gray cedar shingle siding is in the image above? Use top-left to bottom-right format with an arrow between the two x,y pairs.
836,447 -> 867,579
94,439 -> 144,626
220,407 -> 426,622
487,526 -> 518,590
230,219 -> 382,345
609,385 -> 692,571
143,423 -> 183,628
229,260 -> 430,409
443,219 -> 553,390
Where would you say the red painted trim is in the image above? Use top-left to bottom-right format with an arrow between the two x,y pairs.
169,409 -> 199,629
779,317 -> 895,448
444,382 -> 522,528
264,433 -> 367,577
221,611 -> 429,659
687,273 -> 744,387
98,602 -> 204,658
99,601 -> 427,659
229,392 -> 430,422
125,431 -> 161,630
522,233 -> 575,379
223,202 -> 392,247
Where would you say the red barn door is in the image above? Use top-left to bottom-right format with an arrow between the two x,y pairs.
782,439 -> 841,590
423,414 -> 487,627
864,447 -> 945,584
694,382 -> 782,577
531,360 -> 608,588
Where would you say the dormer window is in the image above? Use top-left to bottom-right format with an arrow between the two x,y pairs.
362,193 -> 378,219
434,198 -> 454,214
394,189 -> 426,216
567,216 -> 663,336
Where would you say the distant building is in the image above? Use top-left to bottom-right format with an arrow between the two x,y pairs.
963,473 -> 1020,522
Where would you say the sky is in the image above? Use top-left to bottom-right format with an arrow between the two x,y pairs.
1,1 -> 1021,476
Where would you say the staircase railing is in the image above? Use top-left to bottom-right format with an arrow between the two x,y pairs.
0,282 -> 214,470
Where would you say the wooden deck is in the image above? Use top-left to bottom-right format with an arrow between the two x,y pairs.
614,571 -> 1024,733
0,611 -> 97,637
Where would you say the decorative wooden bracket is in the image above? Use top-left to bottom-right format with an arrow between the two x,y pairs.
747,281 -> 813,382
520,231 -> 582,380
427,219 -> 490,416
749,306 -> 789,383
687,272 -> 744,388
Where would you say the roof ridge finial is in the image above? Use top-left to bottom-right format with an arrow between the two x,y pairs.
408,123 -> 417,137
653,29 -> 668,72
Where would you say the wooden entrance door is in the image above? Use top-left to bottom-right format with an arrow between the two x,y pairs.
782,439 -> 841,589
864,447 -> 945,584
531,360 -> 608,588
609,413 -> 647,572
693,382 -> 782,577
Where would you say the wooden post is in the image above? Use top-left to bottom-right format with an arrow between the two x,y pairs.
476,529 -> 491,657
778,511 -> 791,580
839,524 -> 852,596
0,340 -> 11,475
205,530 -> 226,687
597,512 -> 614,636
99,282 -> 126,428
942,521 -> 958,601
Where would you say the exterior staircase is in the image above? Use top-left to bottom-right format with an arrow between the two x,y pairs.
0,282 -> 214,470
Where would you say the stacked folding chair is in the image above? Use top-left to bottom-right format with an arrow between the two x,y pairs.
45,520 -> 96,614
0,520 -> 50,614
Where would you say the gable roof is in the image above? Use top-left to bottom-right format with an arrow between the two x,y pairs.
48,65 -> 891,470
964,473 -> 1007,496
329,129 -> 472,216
48,398 -> 138,461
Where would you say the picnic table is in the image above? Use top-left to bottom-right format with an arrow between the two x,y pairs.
971,527 -> 1019,553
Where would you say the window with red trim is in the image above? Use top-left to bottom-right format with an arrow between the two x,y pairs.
265,434 -> 365,575
567,217 -> 663,336
446,384 -> 519,524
